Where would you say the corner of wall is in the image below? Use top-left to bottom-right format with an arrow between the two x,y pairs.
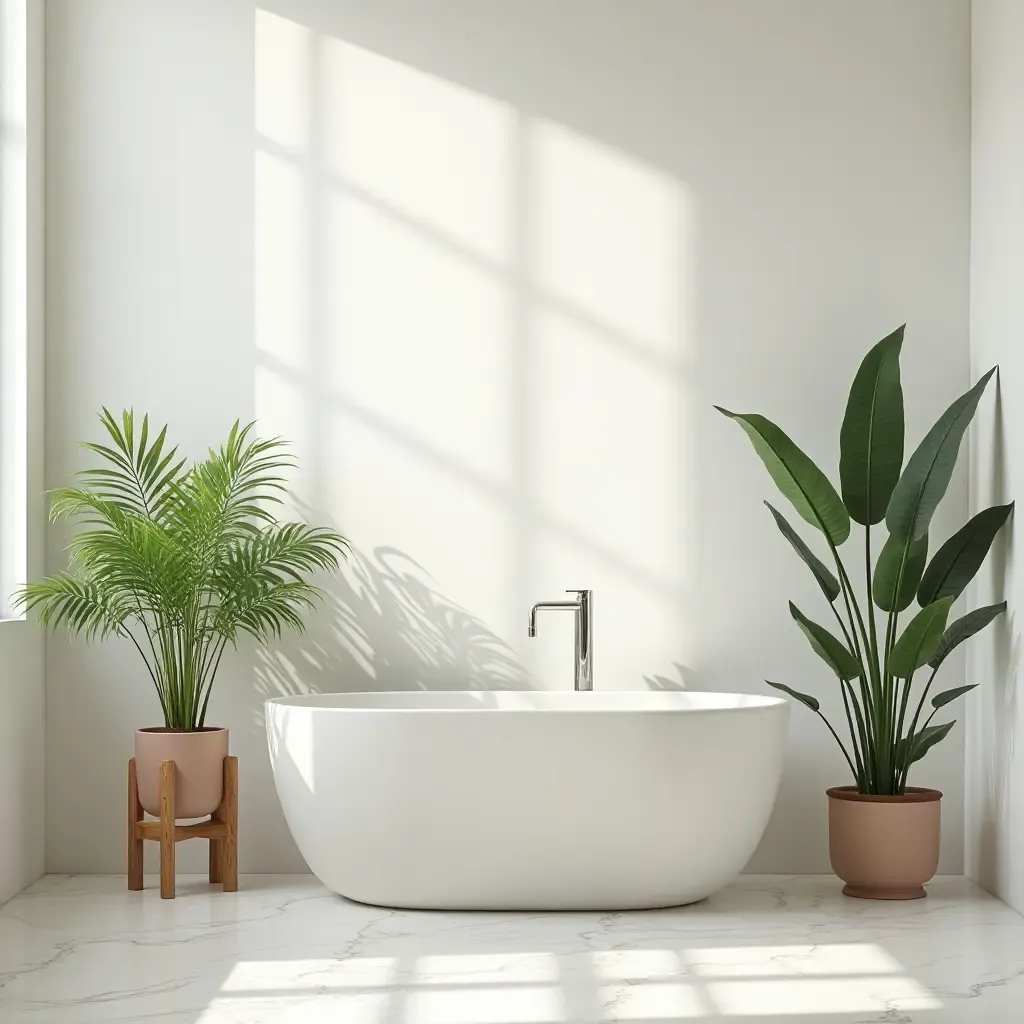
965,0 -> 1024,912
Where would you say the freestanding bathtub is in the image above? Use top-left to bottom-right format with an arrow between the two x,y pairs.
266,690 -> 789,911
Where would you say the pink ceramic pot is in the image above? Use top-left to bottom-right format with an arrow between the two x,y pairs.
827,785 -> 941,899
134,727 -> 229,818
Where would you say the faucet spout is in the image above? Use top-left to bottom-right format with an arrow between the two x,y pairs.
529,600 -> 576,637
527,591 -> 593,690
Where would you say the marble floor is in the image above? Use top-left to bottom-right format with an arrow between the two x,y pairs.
1,875 -> 1023,1023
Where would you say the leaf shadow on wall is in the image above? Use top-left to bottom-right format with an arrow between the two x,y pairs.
253,542 -> 533,717
252,1 -> 697,724
644,661 -> 699,691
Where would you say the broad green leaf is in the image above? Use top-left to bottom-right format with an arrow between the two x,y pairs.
790,602 -> 863,679
903,719 -> 957,767
885,369 -> 996,541
765,501 -> 840,603
929,602 -> 1006,670
917,503 -> 1014,606
766,680 -> 820,712
872,531 -> 928,613
716,408 -> 850,545
840,326 -> 905,525
931,684 -> 977,709
887,597 -> 954,677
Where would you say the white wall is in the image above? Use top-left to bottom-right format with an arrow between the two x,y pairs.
0,0 -> 44,905
966,0 -> 1024,910
45,0 -> 970,874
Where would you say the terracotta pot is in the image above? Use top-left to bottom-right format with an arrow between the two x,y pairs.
827,786 -> 941,899
134,727 -> 229,818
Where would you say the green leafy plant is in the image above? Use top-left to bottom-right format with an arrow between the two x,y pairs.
15,410 -> 347,731
718,327 -> 1011,794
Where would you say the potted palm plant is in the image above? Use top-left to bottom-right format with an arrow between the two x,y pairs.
16,410 -> 346,819
718,327 -> 1011,899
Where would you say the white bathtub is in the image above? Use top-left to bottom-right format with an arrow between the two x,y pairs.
266,690 -> 789,911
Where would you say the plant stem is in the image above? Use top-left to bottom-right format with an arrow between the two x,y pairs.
829,603 -> 858,660
128,591 -> 163,710
816,709 -> 859,780
879,535 -> 914,793
892,667 -> 917,792
864,524 -> 884,780
122,626 -> 168,722
840,677 -> 869,787
899,665 -> 941,789
864,525 -> 880,677
834,557 -> 875,696
834,558 -> 866,661
828,603 -> 869,784
196,636 -> 228,728
829,543 -> 880,788
899,708 -> 939,789
864,524 -> 886,790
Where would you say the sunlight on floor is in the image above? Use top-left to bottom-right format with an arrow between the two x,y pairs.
205,944 -> 941,1021
222,956 -> 398,990
408,986 -> 567,1024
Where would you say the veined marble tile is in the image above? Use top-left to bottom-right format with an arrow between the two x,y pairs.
1,875 -> 1023,1022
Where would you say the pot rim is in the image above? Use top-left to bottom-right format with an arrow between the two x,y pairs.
827,785 -> 942,803
136,726 -> 228,735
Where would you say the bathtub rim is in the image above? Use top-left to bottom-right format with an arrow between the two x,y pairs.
265,689 -> 788,715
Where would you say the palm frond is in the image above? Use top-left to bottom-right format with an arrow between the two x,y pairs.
210,524 -> 346,638
231,582 -> 323,642
14,412 -> 347,730
15,574 -> 131,641
78,408 -> 187,521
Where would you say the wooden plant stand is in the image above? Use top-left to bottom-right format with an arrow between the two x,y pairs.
127,755 -> 238,899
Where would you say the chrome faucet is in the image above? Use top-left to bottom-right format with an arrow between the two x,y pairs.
528,589 -> 593,691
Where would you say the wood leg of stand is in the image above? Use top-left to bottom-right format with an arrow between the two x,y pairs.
209,835 -> 222,884
128,755 -> 237,899
127,758 -> 144,891
159,760 -> 176,899
221,756 -> 238,892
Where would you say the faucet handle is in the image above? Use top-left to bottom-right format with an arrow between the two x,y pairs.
566,589 -> 591,597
